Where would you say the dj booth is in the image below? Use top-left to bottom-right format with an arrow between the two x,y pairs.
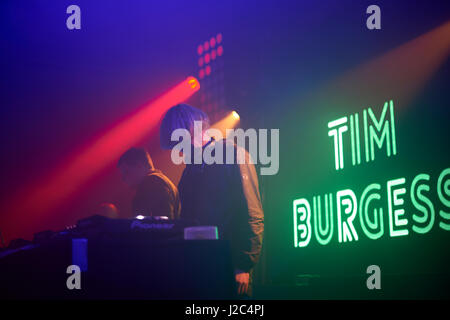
0,216 -> 237,299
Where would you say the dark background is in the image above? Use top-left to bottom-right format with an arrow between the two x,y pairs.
1,0 -> 449,298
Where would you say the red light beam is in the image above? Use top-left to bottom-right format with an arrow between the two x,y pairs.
2,76 -> 200,237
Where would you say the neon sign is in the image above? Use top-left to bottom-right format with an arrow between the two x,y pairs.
293,100 -> 450,248
327,100 -> 397,170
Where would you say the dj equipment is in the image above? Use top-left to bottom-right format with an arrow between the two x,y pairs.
0,215 -> 237,299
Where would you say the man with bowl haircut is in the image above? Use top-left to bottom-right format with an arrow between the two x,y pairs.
160,104 -> 264,296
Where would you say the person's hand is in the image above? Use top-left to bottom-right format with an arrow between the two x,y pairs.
235,271 -> 250,295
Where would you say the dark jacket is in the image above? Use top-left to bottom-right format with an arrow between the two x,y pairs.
178,139 -> 264,272
132,170 -> 181,219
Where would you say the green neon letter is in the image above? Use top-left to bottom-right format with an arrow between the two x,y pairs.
337,189 -> 359,243
313,194 -> 334,245
387,178 -> 408,237
359,183 -> 384,240
389,100 -> 397,155
368,102 -> 391,161
293,198 -> 312,247
350,115 -> 356,166
437,168 -> 450,231
355,113 -> 361,165
410,173 -> 435,234
364,109 -> 369,162
328,117 -> 348,170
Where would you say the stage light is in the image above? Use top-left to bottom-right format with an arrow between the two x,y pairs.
188,77 -> 200,89
216,33 -> 222,44
197,44 -> 203,55
204,53 -> 210,64
210,110 -> 241,140
210,37 -> 216,48
194,33 -> 227,130
217,46 -> 223,56
196,33 -> 224,90
135,215 -> 145,220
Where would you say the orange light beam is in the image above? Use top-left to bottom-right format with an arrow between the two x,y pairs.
210,110 -> 241,140
326,20 -> 450,110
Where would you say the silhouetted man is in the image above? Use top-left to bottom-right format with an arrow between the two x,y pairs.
118,147 -> 180,219
160,104 -> 264,297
